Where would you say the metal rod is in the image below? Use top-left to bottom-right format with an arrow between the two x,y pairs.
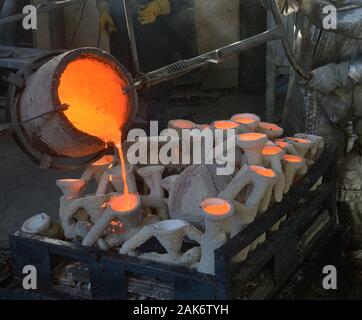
124,26 -> 285,92
269,0 -> 311,80
0,104 -> 68,134
123,0 -> 141,76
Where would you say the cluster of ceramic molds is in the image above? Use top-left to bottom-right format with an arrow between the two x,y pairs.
56,155 -> 162,250
118,197 -> 235,275
137,165 -> 169,220
119,219 -> 202,268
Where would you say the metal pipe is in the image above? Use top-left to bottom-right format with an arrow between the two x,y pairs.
269,0 -> 311,80
124,26 -> 285,92
123,0 -> 141,76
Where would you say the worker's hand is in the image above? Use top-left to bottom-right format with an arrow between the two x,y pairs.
138,0 -> 171,25
308,62 -> 350,94
98,3 -> 117,35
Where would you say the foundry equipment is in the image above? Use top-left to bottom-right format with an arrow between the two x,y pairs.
0,0 -> 310,170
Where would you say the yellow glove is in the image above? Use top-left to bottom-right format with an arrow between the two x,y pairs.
138,0 -> 171,25
98,2 -> 117,35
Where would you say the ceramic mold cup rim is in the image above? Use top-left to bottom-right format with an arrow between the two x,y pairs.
200,198 -> 234,221
283,154 -> 305,166
152,219 -> 188,233
108,193 -> 141,214
212,120 -> 240,130
262,145 -> 283,156
250,165 -> 277,179
21,213 -> 51,234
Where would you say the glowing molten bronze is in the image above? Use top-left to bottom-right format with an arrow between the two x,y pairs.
213,121 -> 239,130
275,140 -> 289,149
250,165 -> 276,178
233,117 -> 256,125
289,137 -> 311,144
239,133 -> 266,141
58,57 -> 129,143
262,145 -> 283,156
284,154 -> 303,163
109,193 -> 138,212
203,201 -> 231,216
172,119 -> 194,129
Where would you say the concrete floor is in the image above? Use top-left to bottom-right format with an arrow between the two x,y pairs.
0,136 -> 83,248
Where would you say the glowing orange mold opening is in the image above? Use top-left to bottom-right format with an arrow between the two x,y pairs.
203,201 -> 231,216
109,193 -> 138,212
233,117 -> 256,125
172,120 -> 194,129
250,165 -> 276,178
214,121 -> 239,130
289,137 -> 311,144
262,146 -> 283,156
275,141 -> 289,149
58,57 -> 129,143
284,154 -> 303,163
239,133 -> 266,141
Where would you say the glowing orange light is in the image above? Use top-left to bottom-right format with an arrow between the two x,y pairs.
58,57 -> 129,143
250,165 -> 276,178
239,133 -> 266,141
172,120 -> 194,129
57,57 -> 134,207
262,146 -> 283,156
92,155 -> 114,166
275,141 -> 289,149
203,202 -> 231,216
213,121 -> 239,130
109,193 -> 138,212
284,154 -> 303,163
233,117 -> 256,125
289,137 -> 311,144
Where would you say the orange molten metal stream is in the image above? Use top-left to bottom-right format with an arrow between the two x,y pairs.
58,57 -> 132,210
116,132 -> 129,197
203,202 -> 230,216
